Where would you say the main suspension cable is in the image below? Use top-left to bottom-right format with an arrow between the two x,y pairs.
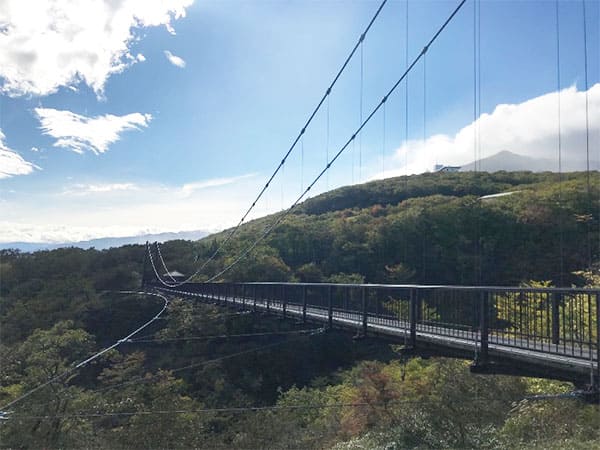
198,0 -> 468,283
156,241 -> 177,283
11,397 -> 503,421
125,328 -> 321,344
17,326 -> 325,415
0,291 -> 169,413
52,328 -> 324,404
153,0 -> 390,287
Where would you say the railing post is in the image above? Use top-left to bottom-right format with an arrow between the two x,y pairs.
361,286 -> 368,337
479,291 -> 489,363
282,284 -> 287,319
267,285 -> 271,314
328,285 -> 333,329
552,292 -> 561,345
302,285 -> 307,323
253,285 -> 257,312
242,284 -> 246,308
409,288 -> 417,348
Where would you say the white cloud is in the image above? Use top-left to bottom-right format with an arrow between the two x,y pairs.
62,182 -> 140,196
0,129 -> 38,179
164,50 -> 186,68
0,0 -> 194,97
376,84 -> 600,177
180,174 -> 257,197
35,107 -> 152,154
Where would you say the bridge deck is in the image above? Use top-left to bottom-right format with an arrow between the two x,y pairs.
158,286 -> 598,379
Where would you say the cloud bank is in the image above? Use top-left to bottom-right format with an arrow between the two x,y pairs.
0,0 -> 194,97
164,50 -> 186,68
380,84 -> 600,177
35,107 -> 152,154
0,129 -> 38,179
1,173 -> 263,243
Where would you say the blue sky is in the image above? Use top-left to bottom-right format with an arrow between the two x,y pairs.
0,0 -> 598,243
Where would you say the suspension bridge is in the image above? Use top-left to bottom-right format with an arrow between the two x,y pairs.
145,0 -> 598,392
2,0 -> 598,419
146,280 -> 597,388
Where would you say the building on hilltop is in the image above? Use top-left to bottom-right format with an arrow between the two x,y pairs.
434,164 -> 461,172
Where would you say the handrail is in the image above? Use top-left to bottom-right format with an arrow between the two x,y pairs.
188,281 -> 598,295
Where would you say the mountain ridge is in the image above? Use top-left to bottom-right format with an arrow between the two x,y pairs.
459,150 -> 597,172
0,230 -> 209,252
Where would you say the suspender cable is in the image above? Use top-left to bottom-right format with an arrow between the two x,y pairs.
326,95 -> 330,190
281,158 -> 285,211
352,138 -> 356,183
359,40 -> 364,183
581,0 -> 592,269
473,0 -> 478,171
403,0 -> 410,265
382,101 -> 386,177
477,0 -> 481,167
153,0 -> 390,287
404,0 -> 409,183
555,0 -> 565,286
200,0 -> 468,283
473,0 -> 482,284
301,134 -> 304,193
423,52 -> 426,145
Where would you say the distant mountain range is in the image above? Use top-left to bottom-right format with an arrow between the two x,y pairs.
0,230 -> 209,252
460,150 -> 597,172
4,150 -> 596,253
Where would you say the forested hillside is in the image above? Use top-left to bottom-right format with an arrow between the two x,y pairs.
163,171 -> 599,286
1,171 -> 598,448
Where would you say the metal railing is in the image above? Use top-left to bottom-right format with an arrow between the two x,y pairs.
153,282 -> 599,372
